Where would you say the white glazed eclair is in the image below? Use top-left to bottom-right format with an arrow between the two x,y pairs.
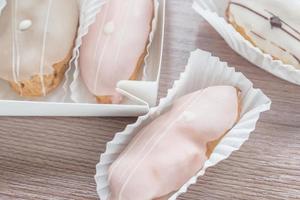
227,0 -> 300,69
0,0 -> 79,97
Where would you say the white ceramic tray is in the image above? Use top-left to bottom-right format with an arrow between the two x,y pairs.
0,0 -> 165,116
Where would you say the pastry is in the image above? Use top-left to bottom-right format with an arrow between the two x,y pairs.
227,0 -> 300,69
79,0 -> 154,104
108,86 -> 240,200
0,0 -> 79,97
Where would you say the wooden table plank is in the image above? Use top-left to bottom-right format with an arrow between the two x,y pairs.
0,0 -> 299,199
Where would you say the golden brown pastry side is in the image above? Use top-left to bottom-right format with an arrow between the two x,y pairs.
9,51 -> 72,97
227,8 -> 256,45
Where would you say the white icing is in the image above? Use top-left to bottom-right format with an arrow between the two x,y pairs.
229,0 -> 300,69
94,0 -> 138,93
38,0 -> 53,96
103,21 -> 115,35
181,111 -> 196,122
18,19 -> 32,31
11,0 -> 19,85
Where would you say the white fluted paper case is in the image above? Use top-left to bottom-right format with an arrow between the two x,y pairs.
95,49 -> 271,199
193,0 -> 300,85
70,0 -> 162,106
0,0 -> 5,15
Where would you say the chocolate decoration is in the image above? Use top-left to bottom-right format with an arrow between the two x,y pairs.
270,41 -> 286,52
292,54 -> 300,64
270,16 -> 282,29
282,28 -> 300,42
251,31 -> 266,40
266,10 -> 300,36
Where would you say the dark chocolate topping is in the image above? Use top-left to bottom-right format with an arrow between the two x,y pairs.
281,28 -> 300,42
270,41 -> 286,52
292,54 -> 300,64
250,31 -> 266,40
270,16 -> 282,29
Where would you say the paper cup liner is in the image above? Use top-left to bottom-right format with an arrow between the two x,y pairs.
193,0 -> 300,85
69,0 -> 160,104
95,49 -> 271,199
0,0 -> 5,15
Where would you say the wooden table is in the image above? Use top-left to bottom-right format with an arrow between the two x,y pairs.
1,0 -> 299,199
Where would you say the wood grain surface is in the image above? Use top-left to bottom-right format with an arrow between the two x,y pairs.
1,0 -> 300,199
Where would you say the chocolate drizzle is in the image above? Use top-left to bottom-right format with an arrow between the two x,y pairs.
266,10 -> 300,36
229,2 -> 267,20
270,41 -> 286,52
250,31 -> 266,40
292,54 -> 300,64
281,28 -> 300,42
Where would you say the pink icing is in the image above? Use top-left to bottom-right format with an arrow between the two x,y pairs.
79,0 -> 154,98
108,86 -> 239,200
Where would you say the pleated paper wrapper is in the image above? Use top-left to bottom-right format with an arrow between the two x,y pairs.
193,0 -> 300,85
0,0 -> 5,15
95,49 -> 271,199
69,0 -> 163,107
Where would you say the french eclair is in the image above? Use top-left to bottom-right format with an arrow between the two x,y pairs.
79,0 -> 154,104
0,0 -> 79,97
108,85 -> 240,200
227,0 -> 300,69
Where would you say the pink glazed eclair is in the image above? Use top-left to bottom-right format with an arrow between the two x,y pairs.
79,0 -> 154,104
108,86 -> 241,200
